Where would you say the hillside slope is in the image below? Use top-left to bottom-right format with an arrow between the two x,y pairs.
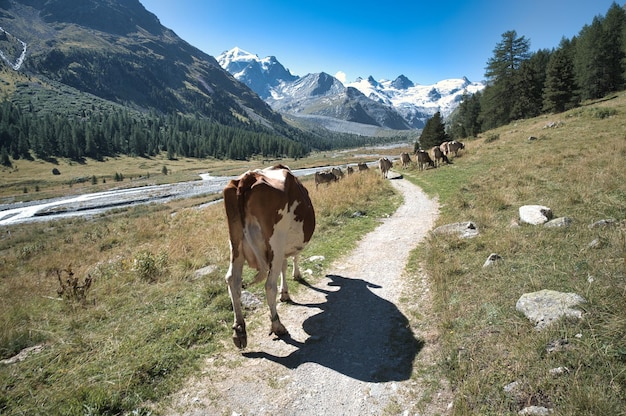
0,0 -> 283,126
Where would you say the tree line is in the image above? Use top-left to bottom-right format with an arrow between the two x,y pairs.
0,103 -> 309,164
447,2 -> 626,140
0,97 -> 406,166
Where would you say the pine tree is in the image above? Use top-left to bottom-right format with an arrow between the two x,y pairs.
417,112 -> 448,150
481,31 -> 531,129
543,44 -> 578,113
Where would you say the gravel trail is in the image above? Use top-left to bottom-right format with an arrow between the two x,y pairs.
164,175 -> 452,415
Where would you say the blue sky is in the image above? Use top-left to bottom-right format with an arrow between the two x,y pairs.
139,0 -> 618,85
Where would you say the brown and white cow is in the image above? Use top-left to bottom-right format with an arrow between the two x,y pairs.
448,140 -> 465,156
223,165 -> 316,348
431,146 -> 450,167
439,141 -> 451,156
314,170 -> 337,189
331,166 -> 344,180
399,152 -> 411,168
416,149 -> 435,171
378,157 -> 392,178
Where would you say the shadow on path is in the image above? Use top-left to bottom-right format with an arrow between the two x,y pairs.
243,274 -> 424,382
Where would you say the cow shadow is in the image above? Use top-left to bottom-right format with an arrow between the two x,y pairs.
243,274 -> 424,382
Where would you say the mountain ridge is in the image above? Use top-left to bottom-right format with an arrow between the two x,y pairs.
218,46 -> 485,131
0,0 -> 288,130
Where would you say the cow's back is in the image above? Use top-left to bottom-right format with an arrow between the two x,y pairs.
224,165 -> 315,268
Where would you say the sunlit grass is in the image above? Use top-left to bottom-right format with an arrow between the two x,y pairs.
0,162 -> 399,414
402,93 -> 626,415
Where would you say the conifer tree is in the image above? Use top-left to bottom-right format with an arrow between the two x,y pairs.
481,30 -> 531,129
416,111 -> 448,151
543,44 -> 578,113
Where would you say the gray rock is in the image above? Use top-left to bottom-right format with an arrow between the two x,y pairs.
588,218 -> 616,229
483,253 -> 503,267
519,406 -> 553,415
549,366 -> 570,376
193,265 -> 217,279
433,221 -> 479,239
544,217 -> 573,228
516,289 -> 586,330
504,381 -> 521,394
519,205 -> 553,225
587,238 -> 606,249
241,290 -> 263,310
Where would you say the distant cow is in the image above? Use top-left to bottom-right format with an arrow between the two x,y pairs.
416,150 -> 435,171
399,152 -> 411,168
357,162 -> 369,171
378,157 -> 392,178
314,170 -> 337,189
439,141 -> 451,156
346,166 -> 354,175
223,165 -> 316,348
331,167 -> 344,180
448,140 -> 465,156
431,146 -> 450,167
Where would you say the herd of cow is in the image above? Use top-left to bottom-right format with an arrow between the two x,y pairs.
313,161 -> 370,189
221,140 -> 464,348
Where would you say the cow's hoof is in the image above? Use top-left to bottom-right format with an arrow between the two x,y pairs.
232,323 -> 247,349
279,293 -> 292,303
270,321 -> 288,337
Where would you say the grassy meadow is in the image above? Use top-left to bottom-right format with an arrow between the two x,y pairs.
1,91 -> 625,415
0,155 -> 400,415
402,93 -> 626,415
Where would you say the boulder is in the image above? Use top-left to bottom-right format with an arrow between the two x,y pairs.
519,205 -> 553,225
516,289 -> 586,330
544,217 -> 573,228
483,253 -> 503,267
433,221 -> 479,239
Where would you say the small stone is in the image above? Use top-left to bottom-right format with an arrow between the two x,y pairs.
544,217 -> 573,228
433,221 -> 479,238
519,406 -> 553,415
588,218 -> 616,229
549,366 -> 570,376
483,253 -> 503,267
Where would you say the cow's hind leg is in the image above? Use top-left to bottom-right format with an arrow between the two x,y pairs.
292,254 -> 304,282
226,255 -> 247,349
279,258 -> 291,302
266,258 -> 288,337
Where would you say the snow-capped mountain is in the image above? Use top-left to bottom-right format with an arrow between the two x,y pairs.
217,47 -> 297,99
217,47 -> 484,131
348,75 -> 485,128
266,72 -> 410,129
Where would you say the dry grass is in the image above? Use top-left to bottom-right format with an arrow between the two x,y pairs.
403,93 -> 626,415
0,161 -> 398,414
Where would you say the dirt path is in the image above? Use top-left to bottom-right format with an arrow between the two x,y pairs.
163,175 -> 452,415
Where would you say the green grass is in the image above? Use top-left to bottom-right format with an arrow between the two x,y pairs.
401,93 -> 626,415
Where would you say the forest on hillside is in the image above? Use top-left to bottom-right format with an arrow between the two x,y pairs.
0,93 -> 404,166
447,3 -> 626,141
